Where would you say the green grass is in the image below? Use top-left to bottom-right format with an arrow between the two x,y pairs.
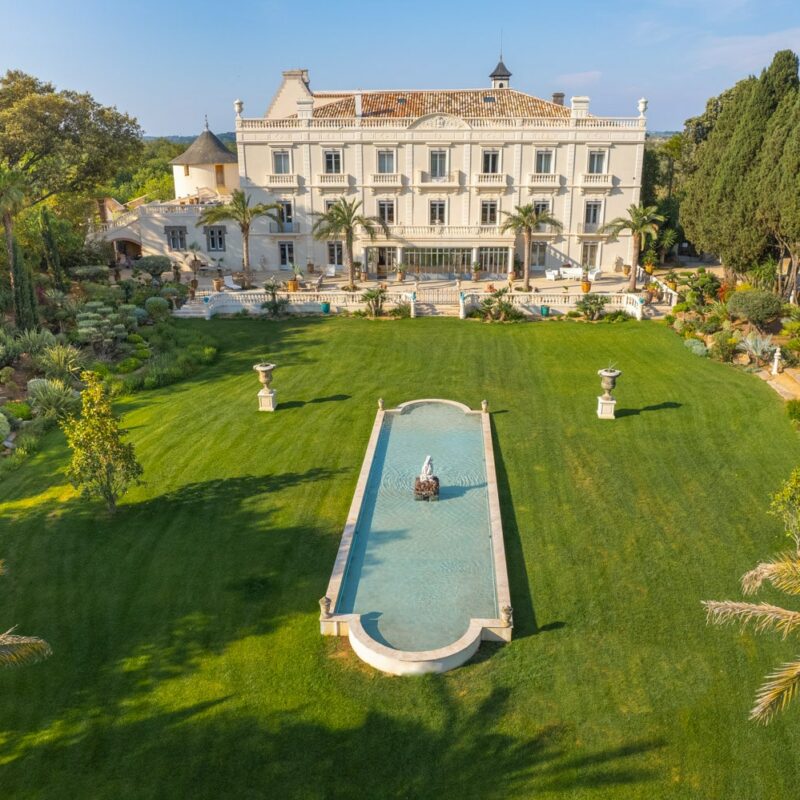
2,317 -> 800,799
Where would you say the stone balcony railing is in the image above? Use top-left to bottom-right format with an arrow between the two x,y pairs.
265,173 -> 299,188
527,173 -> 560,188
580,173 -> 613,189
268,221 -> 300,234
475,173 -> 506,186
416,171 -> 461,189
317,173 -> 350,187
370,173 -> 403,186
576,222 -> 605,234
369,224 -> 512,239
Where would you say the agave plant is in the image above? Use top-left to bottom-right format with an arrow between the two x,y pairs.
27,377 -> 80,421
15,328 -> 56,357
35,343 -> 85,384
737,332 -> 775,365
361,288 -> 387,319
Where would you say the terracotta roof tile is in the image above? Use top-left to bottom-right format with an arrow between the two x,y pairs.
305,89 -> 570,119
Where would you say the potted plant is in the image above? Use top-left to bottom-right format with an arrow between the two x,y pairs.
644,282 -> 660,304
395,262 -> 406,283
581,266 -> 592,294
355,261 -> 367,283
644,250 -> 656,275
623,264 -> 631,277
286,264 -> 302,292
472,261 -> 481,280
664,270 -> 679,291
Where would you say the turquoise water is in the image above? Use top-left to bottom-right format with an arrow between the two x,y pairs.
337,402 -> 498,651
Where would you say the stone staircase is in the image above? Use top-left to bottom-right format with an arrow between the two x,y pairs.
414,302 -> 460,318
173,300 -> 206,319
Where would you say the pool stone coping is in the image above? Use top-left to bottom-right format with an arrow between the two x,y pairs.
320,398 -> 513,675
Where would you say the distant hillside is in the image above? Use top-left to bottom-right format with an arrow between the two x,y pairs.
144,132 -> 236,144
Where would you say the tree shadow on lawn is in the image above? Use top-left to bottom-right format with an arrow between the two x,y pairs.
0,683 -> 664,799
490,416 -> 539,638
0,469 -> 346,759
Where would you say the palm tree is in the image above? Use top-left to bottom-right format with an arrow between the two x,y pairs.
0,164 -> 27,309
703,550 -> 800,723
601,204 -> 665,292
196,189 -> 281,288
311,197 -> 388,290
500,204 -> 563,292
0,561 -> 51,668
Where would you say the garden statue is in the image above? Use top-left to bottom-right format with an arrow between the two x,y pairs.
319,596 -> 332,619
253,362 -> 277,411
378,397 -> 384,410
597,367 -> 622,419
772,347 -> 783,376
481,399 -> 488,414
501,605 -> 513,626
414,455 -> 439,501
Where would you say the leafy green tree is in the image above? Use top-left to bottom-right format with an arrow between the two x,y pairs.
727,289 -> 782,330
40,206 -> 67,291
62,371 -> 143,514
601,204 -> 665,291
197,189 -> 281,288
311,197 -> 388,290
500,204 -> 563,291
683,51 -> 799,278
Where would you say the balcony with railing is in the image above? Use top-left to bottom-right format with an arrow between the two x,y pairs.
474,173 -> 506,190
580,173 -> 613,191
367,224 -> 511,240
576,222 -> 606,235
531,223 -> 559,237
265,173 -> 299,188
527,173 -> 560,189
268,221 -> 300,234
416,171 -> 461,190
369,173 -> 403,188
317,173 -> 350,189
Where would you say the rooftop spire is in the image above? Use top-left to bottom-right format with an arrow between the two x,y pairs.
490,50 -> 511,89
204,114 -> 209,131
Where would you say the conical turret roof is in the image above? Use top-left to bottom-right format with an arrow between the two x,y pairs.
490,60 -> 511,79
169,127 -> 237,166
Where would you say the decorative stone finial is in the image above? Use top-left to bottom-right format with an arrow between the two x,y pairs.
638,97 -> 648,117
234,98 -> 244,117
772,347 -> 783,376
501,605 -> 513,626
319,596 -> 332,619
378,397 -> 384,410
481,399 -> 488,414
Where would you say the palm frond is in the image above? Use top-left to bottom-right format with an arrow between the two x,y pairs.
750,657 -> 800,723
742,554 -> 800,596
703,600 -> 800,638
0,628 -> 52,667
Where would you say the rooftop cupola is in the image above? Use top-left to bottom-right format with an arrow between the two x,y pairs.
490,57 -> 511,89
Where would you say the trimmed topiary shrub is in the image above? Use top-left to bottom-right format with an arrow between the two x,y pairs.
144,296 -> 170,322
727,290 -> 782,330
115,357 -> 143,374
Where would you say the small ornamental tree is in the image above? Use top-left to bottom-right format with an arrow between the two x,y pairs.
727,289 -> 782,330
62,371 -> 143,514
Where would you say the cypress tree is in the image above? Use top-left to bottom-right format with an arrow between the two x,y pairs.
40,206 -> 66,291
12,239 -> 38,331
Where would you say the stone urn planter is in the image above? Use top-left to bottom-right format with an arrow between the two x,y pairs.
581,279 -> 592,293
212,277 -> 224,292
597,368 -> 622,419
623,264 -> 631,277
253,362 -> 277,411
286,278 -> 299,293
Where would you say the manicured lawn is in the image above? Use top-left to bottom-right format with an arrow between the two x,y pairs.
2,317 -> 800,799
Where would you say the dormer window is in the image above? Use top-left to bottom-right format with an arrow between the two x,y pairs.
483,96 -> 496,103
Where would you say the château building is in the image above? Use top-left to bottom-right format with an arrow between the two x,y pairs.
100,61 -> 648,279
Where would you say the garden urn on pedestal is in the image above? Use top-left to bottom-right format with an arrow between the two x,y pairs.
253,362 -> 277,411
597,368 -> 621,419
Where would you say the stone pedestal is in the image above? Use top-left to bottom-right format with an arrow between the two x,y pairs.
597,396 -> 617,419
258,388 -> 277,412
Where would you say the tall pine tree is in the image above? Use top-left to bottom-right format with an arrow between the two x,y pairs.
12,239 -> 38,331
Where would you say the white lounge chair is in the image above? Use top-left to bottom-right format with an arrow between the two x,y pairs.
223,275 -> 241,291
545,269 -> 561,281
561,267 -> 584,280
325,265 -> 337,278
588,268 -> 602,281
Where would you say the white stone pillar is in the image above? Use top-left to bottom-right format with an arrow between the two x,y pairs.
507,245 -> 515,277
396,246 -> 403,265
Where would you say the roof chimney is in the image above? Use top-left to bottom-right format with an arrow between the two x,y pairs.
354,91 -> 362,117
552,92 -> 565,106
570,96 -> 590,118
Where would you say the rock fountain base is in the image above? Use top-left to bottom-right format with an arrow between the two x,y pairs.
414,477 -> 440,501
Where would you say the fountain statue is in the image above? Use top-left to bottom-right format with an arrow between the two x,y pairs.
414,455 -> 440,501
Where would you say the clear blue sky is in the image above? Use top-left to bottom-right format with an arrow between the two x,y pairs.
1,0 -> 799,135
